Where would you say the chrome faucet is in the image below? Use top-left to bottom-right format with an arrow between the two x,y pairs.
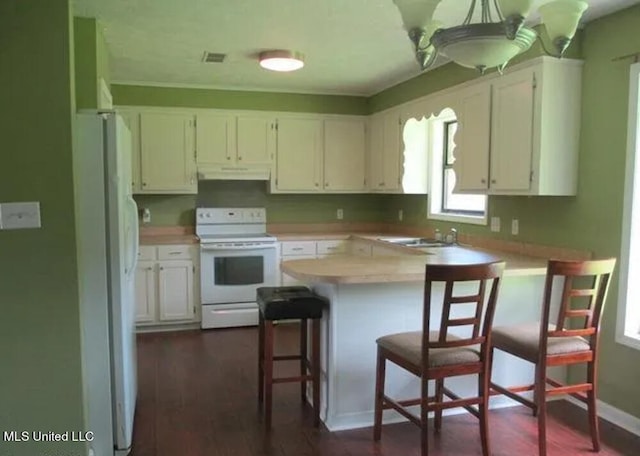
445,228 -> 458,245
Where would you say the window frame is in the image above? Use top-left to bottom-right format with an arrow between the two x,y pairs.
427,112 -> 488,225
616,61 -> 640,351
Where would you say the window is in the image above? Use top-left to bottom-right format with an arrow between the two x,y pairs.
617,62 -> 640,350
427,111 -> 487,225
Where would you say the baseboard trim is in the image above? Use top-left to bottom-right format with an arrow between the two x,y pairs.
565,397 -> 640,437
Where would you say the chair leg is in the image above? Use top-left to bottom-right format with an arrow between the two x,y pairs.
373,347 -> 386,441
311,318 -> 321,428
587,360 -> 601,452
300,318 -> 308,404
434,379 -> 444,432
536,367 -> 547,456
258,312 -> 264,405
421,376 -> 429,456
532,363 -> 540,417
264,320 -> 274,430
478,369 -> 491,456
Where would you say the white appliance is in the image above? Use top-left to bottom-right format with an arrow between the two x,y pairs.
197,208 -> 279,329
74,111 -> 139,456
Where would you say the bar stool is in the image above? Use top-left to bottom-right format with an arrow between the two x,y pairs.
257,286 -> 327,429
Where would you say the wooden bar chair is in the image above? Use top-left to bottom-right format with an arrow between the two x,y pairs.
373,261 -> 505,456
490,258 -> 616,456
257,286 -> 327,430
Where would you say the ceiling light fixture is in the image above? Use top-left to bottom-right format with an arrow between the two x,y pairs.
259,50 -> 305,72
393,0 -> 588,74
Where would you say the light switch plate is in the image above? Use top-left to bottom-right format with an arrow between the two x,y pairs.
336,208 -> 344,220
0,202 -> 41,230
511,219 -> 519,236
490,216 -> 500,233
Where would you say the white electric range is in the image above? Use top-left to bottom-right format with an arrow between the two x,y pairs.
196,208 -> 279,329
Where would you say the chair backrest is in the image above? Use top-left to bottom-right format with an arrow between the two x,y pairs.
540,258 -> 616,351
422,261 -> 505,365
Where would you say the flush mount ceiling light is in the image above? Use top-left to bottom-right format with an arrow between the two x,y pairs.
393,0 -> 588,74
259,50 -> 305,72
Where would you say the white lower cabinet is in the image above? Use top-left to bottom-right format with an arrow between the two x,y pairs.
135,244 -> 199,327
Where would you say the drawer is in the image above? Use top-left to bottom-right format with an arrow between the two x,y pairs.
157,245 -> 192,260
317,240 -> 348,256
138,246 -> 157,261
281,241 -> 316,256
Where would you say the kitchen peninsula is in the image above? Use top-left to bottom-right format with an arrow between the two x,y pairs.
281,239 -> 559,431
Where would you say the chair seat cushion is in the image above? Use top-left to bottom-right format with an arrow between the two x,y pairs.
257,286 -> 328,321
492,323 -> 590,362
376,331 -> 480,368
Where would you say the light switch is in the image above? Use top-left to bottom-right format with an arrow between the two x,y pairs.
0,202 -> 41,230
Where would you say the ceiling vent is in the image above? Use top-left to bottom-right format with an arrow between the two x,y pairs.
202,52 -> 226,63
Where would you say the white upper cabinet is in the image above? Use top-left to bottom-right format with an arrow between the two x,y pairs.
196,113 -> 274,167
196,113 -> 235,166
368,108 -> 402,193
323,118 -> 366,192
118,110 -> 141,193
273,117 -> 323,192
236,115 -> 274,165
453,82 -> 492,192
139,112 -> 197,194
455,57 -> 582,196
490,67 -> 536,192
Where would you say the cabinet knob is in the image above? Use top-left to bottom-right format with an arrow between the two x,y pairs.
379,183 -> 385,187
238,156 -> 243,161
147,267 -> 153,271
226,156 -> 231,160
160,267 -> 164,271
325,182 -> 329,187
315,183 -> 319,187
142,182 -> 147,187
491,179 -> 497,184
481,179 -> 486,184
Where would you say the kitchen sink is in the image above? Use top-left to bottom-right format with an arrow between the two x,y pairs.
377,237 -> 451,248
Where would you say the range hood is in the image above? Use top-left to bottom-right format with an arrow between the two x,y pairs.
197,166 -> 271,181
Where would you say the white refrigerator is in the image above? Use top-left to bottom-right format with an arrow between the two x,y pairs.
74,111 -> 139,456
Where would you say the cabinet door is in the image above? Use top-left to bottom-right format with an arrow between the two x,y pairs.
323,119 -> 366,191
236,115 -> 274,165
454,83 -> 491,192
382,110 -> 402,191
119,111 -> 141,193
196,113 -> 235,166
275,118 -> 323,191
134,261 -> 156,323
490,68 -> 535,192
140,113 -> 196,193
158,260 -> 195,321
368,113 -> 384,191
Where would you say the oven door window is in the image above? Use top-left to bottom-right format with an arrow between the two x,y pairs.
214,256 -> 264,286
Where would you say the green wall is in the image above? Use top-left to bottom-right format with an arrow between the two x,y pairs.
0,1 -> 86,455
113,84 -> 368,115
134,181 -> 388,226
74,16 -> 110,109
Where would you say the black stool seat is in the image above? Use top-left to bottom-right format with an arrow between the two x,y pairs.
257,286 -> 327,320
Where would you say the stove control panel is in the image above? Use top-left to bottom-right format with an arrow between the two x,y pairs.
196,208 -> 266,224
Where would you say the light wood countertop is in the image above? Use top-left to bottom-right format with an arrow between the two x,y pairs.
281,244 -> 548,284
139,226 -> 199,245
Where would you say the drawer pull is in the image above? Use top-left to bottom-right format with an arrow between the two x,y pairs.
168,252 -> 181,255
292,247 -> 303,251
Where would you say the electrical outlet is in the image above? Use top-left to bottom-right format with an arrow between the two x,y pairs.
336,208 -> 344,220
142,208 -> 151,224
511,219 -> 519,236
490,216 -> 501,233
398,209 -> 403,221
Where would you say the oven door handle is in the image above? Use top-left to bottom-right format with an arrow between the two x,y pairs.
200,244 -> 277,251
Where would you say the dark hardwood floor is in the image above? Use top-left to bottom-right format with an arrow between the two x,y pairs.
131,325 -> 639,456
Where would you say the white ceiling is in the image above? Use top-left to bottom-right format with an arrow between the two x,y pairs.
73,0 -> 638,96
